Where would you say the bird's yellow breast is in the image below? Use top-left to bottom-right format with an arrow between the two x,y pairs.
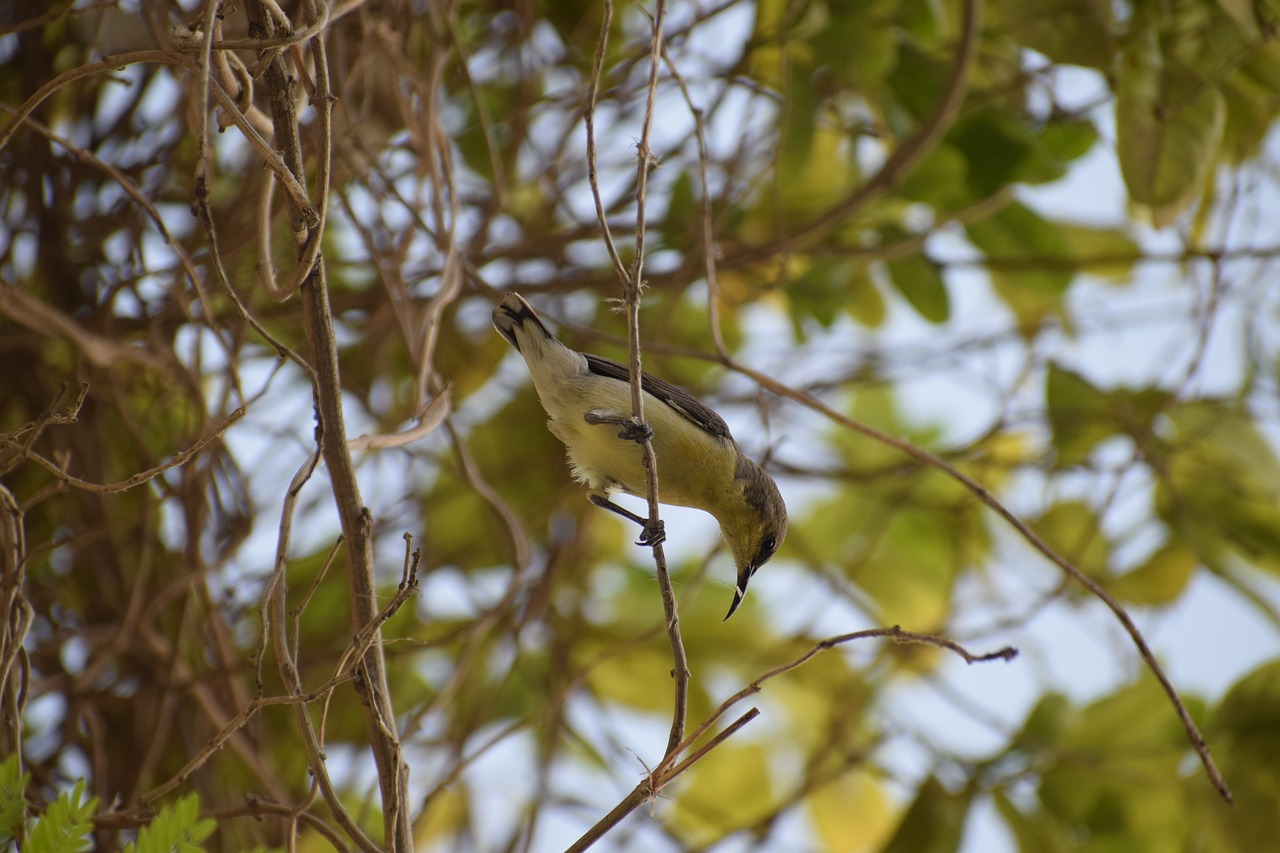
547,385 -> 737,513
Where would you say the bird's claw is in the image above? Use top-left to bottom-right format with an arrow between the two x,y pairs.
636,520 -> 666,548
616,418 -> 653,444
583,411 -> 653,444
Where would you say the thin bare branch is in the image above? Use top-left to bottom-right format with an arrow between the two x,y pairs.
565,708 -> 760,853
242,0 -> 413,844
585,1 -> 629,283
0,406 -> 246,495
595,0 -> 690,760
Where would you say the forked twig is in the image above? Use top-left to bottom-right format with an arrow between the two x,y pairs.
569,626 -> 1015,851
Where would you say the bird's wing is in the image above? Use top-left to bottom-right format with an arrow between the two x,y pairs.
583,353 -> 733,442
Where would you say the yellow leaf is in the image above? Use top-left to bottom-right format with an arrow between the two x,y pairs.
810,770 -> 899,853
414,786 -> 469,849
669,742 -> 775,845
1107,542 -> 1196,605
1031,501 -> 1110,582
581,640 -> 681,715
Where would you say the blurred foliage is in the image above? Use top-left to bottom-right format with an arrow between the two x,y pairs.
2,0 -> 1280,851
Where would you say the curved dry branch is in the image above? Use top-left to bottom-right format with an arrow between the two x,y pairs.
241,0 -> 413,846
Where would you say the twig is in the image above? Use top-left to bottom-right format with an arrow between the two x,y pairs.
254,451 -> 381,852
658,626 -> 1015,779
0,407 -> 246,495
628,0 -> 687,762
0,484 -> 33,771
713,223 -> 1235,802
589,0 -> 690,759
585,1 -> 628,283
565,708 -> 761,853
345,389 -> 451,452
715,354 -> 1231,803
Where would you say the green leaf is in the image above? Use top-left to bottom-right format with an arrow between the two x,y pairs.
1116,26 -> 1226,224
790,260 -> 887,332
1214,659 -> 1280,735
1107,541 -> 1197,605
1009,692 -> 1072,753
790,261 -> 851,331
852,505 -> 962,627
776,68 -> 819,181
1037,679 -> 1192,847
0,755 -> 30,843
1044,364 -> 1171,466
419,786 -> 470,847
662,170 -> 698,252
1031,501 -> 1111,582
879,776 -> 970,853
810,0 -> 899,86
965,201 -> 1077,285
844,263 -> 887,328
886,40 -> 950,127
1206,659 -> 1280,848
1036,117 -> 1100,170
992,789 -> 1072,853
123,793 -> 215,853
993,0 -> 1116,69
967,202 -> 1077,329
24,780 -> 97,853
898,143 -> 970,208
884,253 -> 949,323
1240,39 -> 1280,93
947,109 -> 1040,197
1155,402 -> 1280,576
777,125 -> 857,219
1045,364 -> 1113,465
1213,32 -> 1280,162
1058,222 -> 1140,280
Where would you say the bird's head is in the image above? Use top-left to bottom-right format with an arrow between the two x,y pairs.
721,457 -> 787,620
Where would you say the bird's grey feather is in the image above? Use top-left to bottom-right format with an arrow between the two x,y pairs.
582,353 -> 733,442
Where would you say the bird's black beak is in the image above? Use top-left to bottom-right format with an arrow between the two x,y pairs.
723,563 -> 755,621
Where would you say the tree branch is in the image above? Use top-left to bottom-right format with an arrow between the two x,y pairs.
240,1 -> 414,846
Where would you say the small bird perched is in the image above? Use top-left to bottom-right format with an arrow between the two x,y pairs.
492,292 -> 787,619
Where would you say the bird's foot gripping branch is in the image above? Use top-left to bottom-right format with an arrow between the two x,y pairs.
584,410 -> 655,444
587,494 -> 667,548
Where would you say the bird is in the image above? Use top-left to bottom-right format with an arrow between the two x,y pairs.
492,291 -> 786,619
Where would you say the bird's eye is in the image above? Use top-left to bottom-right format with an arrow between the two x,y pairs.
762,536 -> 776,553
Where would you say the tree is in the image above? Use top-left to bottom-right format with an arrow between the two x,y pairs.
2,0 -> 1279,850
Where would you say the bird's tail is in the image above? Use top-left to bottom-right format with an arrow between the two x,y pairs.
492,293 -> 554,354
